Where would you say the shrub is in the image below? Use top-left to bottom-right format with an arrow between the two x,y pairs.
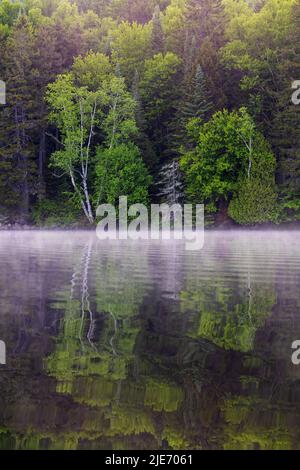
228,178 -> 278,225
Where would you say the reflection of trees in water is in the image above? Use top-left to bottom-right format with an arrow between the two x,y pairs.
180,248 -> 276,353
2,235 -> 300,449
179,238 -> 300,449
68,240 -> 118,356
47,240 -> 147,383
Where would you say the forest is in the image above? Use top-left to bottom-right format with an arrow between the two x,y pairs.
0,0 -> 299,227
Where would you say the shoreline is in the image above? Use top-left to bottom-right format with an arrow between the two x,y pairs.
1,222 -> 300,232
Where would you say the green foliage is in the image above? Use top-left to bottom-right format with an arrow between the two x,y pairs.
95,143 -> 152,206
220,0 -> 296,123
151,5 -> 165,54
181,109 -> 244,210
0,0 -> 22,27
268,1 -> 300,221
72,52 -> 113,90
32,198 -> 80,226
46,74 -> 102,170
144,378 -> 183,412
162,0 -> 187,54
131,69 -> 156,167
141,52 -> 181,121
111,21 -> 152,80
228,178 -> 278,225
0,15 -> 38,220
174,64 -> 212,149
180,107 -> 277,219
0,0 -> 299,225
101,76 -> 138,148
140,52 -> 181,154
182,65 -> 212,122
46,53 -> 139,222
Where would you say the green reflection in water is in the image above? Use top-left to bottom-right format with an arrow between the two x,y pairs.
1,233 -> 300,450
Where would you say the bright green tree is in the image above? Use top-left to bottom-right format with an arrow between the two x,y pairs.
228,177 -> 277,225
111,21 -> 152,81
95,143 -> 152,206
46,74 -> 103,223
180,107 -> 277,217
46,52 -> 138,222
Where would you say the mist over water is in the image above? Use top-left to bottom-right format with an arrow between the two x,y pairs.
0,231 -> 300,449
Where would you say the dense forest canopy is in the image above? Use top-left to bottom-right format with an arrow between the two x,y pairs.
0,0 -> 299,226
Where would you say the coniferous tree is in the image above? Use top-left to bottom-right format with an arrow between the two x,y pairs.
155,48 -> 211,205
156,64 -> 212,205
140,52 -> 181,158
270,0 -> 300,221
0,16 -> 38,220
181,65 -> 212,127
172,64 -> 212,151
131,69 -> 156,168
151,5 -> 165,55
184,0 -> 226,109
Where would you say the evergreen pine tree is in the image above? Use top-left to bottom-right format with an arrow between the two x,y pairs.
158,65 -> 212,204
271,0 -> 300,221
181,65 -> 212,125
184,0 -> 227,109
151,5 -> 165,55
172,64 -> 212,151
131,69 -> 156,168
0,15 -> 38,221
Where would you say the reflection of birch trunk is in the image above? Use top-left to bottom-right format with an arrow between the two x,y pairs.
0,340 -> 6,365
78,241 -> 96,349
109,311 -> 118,356
69,239 -> 119,356
70,260 -> 81,301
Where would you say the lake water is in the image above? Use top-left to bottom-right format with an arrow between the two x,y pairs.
0,230 -> 300,450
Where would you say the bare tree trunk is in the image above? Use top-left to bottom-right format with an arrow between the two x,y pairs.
82,177 -> 94,223
77,99 -> 96,224
69,168 -> 94,224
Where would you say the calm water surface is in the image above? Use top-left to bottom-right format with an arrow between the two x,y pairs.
0,230 -> 300,450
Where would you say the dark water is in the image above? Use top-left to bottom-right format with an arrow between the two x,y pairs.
0,230 -> 300,450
